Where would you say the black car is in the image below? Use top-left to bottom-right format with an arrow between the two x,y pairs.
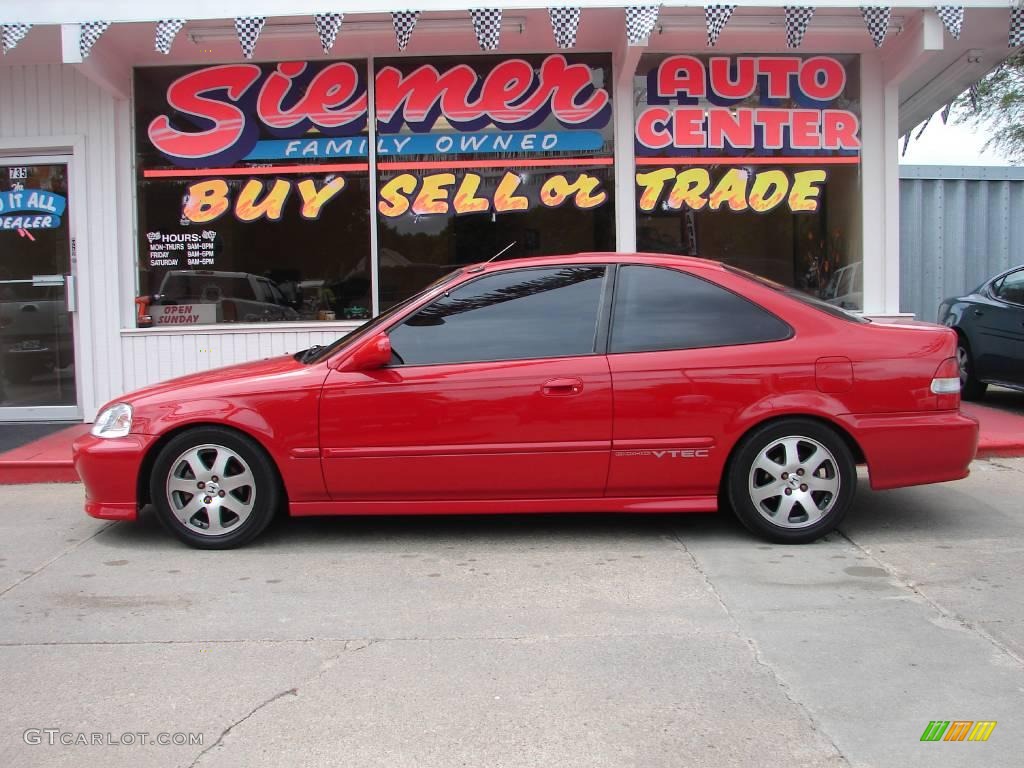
938,265 -> 1024,399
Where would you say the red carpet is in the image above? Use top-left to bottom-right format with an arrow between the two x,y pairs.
0,424 -> 90,484
0,406 -> 1020,485
962,402 -> 1024,459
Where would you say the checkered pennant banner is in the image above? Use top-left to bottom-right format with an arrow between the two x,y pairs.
471,8 -> 503,51
1,24 -> 32,55
234,17 -> 265,59
860,7 -> 891,48
79,21 -> 110,59
935,6 -> 963,39
1012,3 -> 1024,48
626,6 -> 661,45
392,11 -> 420,52
1,23 -> 31,54
154,19 -> 185,55
314,13 -> 344,54
548,8 -> 581,49
784,6 -> 815,48
705,5 -> 735,47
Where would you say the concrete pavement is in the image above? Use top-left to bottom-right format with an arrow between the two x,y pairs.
1,461 -> 1023,768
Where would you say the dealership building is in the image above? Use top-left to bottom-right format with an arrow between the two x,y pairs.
0,1 -> 1016,420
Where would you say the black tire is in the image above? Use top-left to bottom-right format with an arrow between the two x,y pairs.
149,426 -> 280,549
727,419 -> 856,544
956,336 -> 987,401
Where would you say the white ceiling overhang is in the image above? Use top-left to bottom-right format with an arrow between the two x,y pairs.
0,1 -> 1017,25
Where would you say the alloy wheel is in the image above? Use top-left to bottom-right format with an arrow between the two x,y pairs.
957,345 -> 970,385
165,443 -> 257,536
747,436 -> 841,529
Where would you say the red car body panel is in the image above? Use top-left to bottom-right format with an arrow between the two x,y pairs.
319,355 -> 613,500
73,253 -> 979,523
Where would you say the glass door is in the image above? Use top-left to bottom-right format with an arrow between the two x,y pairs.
0,160 -> 79,419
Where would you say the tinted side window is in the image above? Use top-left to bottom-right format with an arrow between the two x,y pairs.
389,266 -> 607,365
995,269 -> 1024,305
610,266 -> 791,353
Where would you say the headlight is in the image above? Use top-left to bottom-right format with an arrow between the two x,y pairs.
91,403 -> 133,438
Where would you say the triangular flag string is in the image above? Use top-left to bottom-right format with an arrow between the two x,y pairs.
79,21 -> 110,60
392,11 -> 420,52
471,8 -> 503,51
626,5 -> 661,45
860,7 -> 891,48
1011,1 -> 1024,48
548,7 -> 581,49
935,6 -> 964,40
1,24 -> 32,55
234,17 -> 265,59
314,13 -> 344,54
914,115 -> 931,139
784,6 -> 815,48
154,19 -> 185,55
705,5 -> 735,48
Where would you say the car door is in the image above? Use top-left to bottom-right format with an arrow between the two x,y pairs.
604,264 -> 794,499
319,264 -> 613,500
973,268 -> 1024,384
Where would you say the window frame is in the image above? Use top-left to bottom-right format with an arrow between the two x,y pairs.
992,268 -> 1024,307
382,264 -> 614,369
605,264 -> 794,355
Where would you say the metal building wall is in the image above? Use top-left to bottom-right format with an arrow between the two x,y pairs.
900,165 -> 1024,322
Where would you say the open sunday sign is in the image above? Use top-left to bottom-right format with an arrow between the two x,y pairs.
0,189 -> 67,230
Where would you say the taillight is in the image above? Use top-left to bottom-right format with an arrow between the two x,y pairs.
930,357 -> 961,409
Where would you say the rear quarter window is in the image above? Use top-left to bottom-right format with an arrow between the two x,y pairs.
610,265 -> 792,353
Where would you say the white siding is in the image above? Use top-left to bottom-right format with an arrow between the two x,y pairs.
119,327 -> 359,393
0,63 -> 125,420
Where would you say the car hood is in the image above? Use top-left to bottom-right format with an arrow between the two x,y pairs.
115,354 -> 314,408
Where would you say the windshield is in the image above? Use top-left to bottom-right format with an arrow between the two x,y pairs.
300,268 -> 465,363
725,265 -> 870,324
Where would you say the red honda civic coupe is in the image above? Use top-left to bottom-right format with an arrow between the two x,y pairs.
74,253 -> 978,549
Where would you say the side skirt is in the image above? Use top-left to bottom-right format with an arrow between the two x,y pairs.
288,496 -> 719,517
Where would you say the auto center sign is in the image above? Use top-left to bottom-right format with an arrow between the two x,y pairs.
635,54 -> 860,215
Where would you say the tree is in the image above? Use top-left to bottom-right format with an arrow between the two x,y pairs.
954,52 -> 1024,163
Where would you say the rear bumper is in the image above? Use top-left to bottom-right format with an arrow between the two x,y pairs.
840,410 -> 979,491
72,433 -> 156,522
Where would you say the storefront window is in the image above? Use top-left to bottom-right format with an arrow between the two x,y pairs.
634,54 -> 863,310
134,61 -> 372,326
374,53 -> 616,310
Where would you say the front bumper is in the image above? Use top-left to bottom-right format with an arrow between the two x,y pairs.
840,410 -> 979,491
72,432 -> 157,521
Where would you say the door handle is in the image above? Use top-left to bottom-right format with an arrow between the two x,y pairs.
973,309 -> 984,317
542,377 -> 584,396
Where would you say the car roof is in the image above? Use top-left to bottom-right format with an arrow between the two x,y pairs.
470,252 -> 725,273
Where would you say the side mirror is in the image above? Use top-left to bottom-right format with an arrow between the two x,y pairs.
344,332 -> 392,371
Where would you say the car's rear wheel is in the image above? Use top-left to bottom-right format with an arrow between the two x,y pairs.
727,419 -> 856,544
956,337 -> 987,401
150,427 -> 279,549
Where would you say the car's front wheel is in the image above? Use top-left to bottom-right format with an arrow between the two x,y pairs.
727,419 -> 856,544
956,337 -> 987,401
150,427 -> 280,549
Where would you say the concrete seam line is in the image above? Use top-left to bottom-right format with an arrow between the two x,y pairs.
0,521 -> 116,600
835,529 -> 1024,670
665,525 -> 852,767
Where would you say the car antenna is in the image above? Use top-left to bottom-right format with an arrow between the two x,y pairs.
485,241 -> 517,263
